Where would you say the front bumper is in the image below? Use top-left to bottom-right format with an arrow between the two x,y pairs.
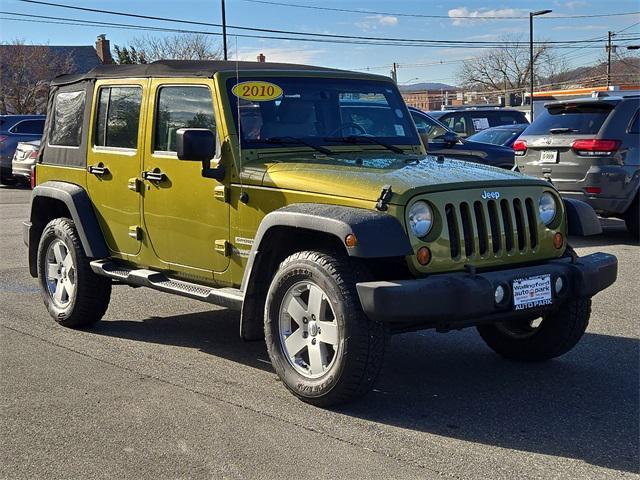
356,252 -> 617,327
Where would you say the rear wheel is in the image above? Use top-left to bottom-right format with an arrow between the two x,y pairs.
37,218 -> 112,328
624,194 -> 639,240
264,250 -> 386,407
477,297 -> 591,361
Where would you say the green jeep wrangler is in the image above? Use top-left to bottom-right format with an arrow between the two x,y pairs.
24,61 -> 617,406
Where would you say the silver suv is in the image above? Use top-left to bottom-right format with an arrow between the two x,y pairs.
516,95 -> 639,238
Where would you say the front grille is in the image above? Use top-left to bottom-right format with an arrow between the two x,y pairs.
444,197 -> 538,260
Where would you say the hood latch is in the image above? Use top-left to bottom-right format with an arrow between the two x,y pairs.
375,185 -> 393,211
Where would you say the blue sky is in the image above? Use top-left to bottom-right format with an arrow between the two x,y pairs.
1,0 -> 639,86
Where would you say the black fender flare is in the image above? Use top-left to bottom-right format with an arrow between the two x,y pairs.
239,203 -> 412,340
29,181 -> 109,259
240,203 -> 412,291
563,198 -> 602,236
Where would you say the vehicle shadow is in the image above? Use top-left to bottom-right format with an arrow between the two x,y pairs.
90,310 -> 639,474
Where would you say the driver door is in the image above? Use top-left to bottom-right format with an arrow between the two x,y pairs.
141,80 -> 230,280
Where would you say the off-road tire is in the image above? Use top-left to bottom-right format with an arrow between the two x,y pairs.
37,218 -> 111,328
623,194 -> 639,240
264,250 -> 386,407
477,297 -> 591,361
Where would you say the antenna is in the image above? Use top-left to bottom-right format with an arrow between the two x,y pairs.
234,35 -> 245,201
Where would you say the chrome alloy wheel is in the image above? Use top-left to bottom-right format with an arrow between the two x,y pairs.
278,281 -> 340,378
45,239 -> 76,308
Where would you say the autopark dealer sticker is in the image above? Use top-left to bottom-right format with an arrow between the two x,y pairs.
232,81 -> 283,101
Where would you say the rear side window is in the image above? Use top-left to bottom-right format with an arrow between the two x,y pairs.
49,91 -> 86,147
11,119 -> 45,134
442,114 -> 467,135
154,86 -> 215,152
524,103 -> 615,135
95,86 -> 142,149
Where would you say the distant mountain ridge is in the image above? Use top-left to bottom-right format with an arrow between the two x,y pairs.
399,82 -> 457,92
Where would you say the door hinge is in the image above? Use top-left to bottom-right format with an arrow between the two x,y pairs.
214,185 -> 229,202
214,240 -> 231,256
128,226 -> 142,240
127,177 -> 142,192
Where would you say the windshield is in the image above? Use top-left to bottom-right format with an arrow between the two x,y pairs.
226,77 -> 419,149
524,103 -> 615,135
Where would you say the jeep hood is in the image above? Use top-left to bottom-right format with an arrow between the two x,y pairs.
259,154 -> 548,205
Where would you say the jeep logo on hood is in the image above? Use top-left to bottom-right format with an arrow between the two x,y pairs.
481,191 -> 501,200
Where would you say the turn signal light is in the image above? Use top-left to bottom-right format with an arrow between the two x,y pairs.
344,234 -> 357,248
513,139 -> 527,156
553,232 -> 564,249
571,139 -> 620,156
416,246 -> 431,266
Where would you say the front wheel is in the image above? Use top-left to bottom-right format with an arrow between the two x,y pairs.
477,297 -> 591,361
264,250 -> 386,407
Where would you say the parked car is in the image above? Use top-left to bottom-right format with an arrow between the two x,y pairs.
409,107 -> 515,168
12,140 -> 41,184
25,60 -> 616,406
515,95 -> 639,238
428,108 -> 528,138
467,123 -> 528,147
0,115 -> 45,184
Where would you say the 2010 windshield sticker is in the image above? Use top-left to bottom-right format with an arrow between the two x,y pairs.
232,81 -> 283,102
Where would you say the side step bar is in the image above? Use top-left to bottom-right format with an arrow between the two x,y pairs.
90,260 -> 243,311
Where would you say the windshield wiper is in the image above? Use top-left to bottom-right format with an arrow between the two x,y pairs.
324,136 -> 405,154
549,127 -> 579,134
262,136 -> 333,155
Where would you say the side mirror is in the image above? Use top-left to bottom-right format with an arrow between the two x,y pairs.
176,128 -> 225,180
443,131 -> 459,145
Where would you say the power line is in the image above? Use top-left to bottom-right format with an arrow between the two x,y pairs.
12,0 -> 636,48
239,0 -> 640,20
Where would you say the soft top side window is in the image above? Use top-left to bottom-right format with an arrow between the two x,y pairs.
49,91 -> 85,147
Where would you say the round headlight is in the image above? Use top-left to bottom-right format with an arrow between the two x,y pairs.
408,201 -> 433,238
539,192 -> 557,226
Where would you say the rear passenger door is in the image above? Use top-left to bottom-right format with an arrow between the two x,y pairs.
87,80 -> 147,258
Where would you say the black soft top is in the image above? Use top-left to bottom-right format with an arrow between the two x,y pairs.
52,60 -> 371,86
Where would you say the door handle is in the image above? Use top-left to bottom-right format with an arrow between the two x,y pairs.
88,163 -> 109,176
142,170 -> 166,182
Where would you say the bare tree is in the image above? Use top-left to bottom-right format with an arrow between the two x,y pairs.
457,36 -> 566,94
123,33 -> 222,63
0,40 -> 75,114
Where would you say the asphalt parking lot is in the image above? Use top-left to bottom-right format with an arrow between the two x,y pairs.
1,184 -> 638,480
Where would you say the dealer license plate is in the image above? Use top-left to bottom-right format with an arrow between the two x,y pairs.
512,274 -> 552,310
540,150 -> 558,163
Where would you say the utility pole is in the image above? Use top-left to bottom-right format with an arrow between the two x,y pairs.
607,31 -> 614,87
222,0 -> 228,60
391,63 -> 398,83
529,10 -> 552,122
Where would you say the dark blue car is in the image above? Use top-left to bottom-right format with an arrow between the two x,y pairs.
467,123 -> 528,147
0,115 -> 46,184
408,107 -> 515,169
